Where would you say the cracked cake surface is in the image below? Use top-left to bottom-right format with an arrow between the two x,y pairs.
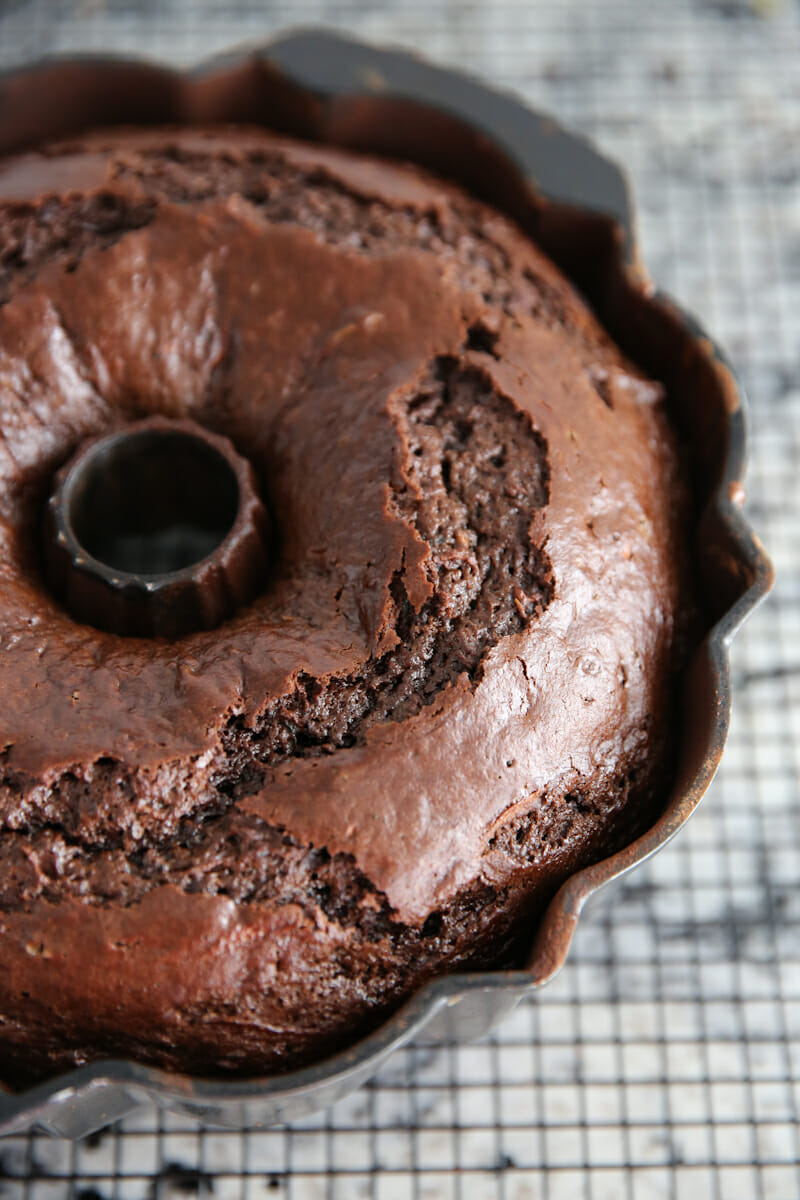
0,127 -> 690,1085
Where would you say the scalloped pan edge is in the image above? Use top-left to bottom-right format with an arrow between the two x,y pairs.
0,30 -> 773,1136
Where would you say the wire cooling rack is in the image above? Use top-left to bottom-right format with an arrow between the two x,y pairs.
0,1 -> 798,1197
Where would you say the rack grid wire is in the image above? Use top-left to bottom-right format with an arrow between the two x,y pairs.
0,1 -> 798,1197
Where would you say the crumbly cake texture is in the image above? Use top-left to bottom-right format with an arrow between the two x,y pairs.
0,128 -> 689,1086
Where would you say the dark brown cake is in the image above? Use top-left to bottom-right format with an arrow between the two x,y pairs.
0,127 -> 689,1086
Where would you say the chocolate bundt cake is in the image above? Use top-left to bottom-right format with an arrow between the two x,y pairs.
0,127 -> 690,1085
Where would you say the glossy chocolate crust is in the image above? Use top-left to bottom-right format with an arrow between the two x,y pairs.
0,127 -> 689,1086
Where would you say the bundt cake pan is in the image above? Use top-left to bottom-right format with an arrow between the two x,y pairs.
0,31 -> 773,1136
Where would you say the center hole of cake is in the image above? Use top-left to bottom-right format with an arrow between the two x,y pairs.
68,427 -> 239,576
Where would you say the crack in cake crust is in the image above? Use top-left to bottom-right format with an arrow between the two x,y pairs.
218,356 -> 552,772
0,760 -> 655,920
0,193 -> 155,305
0,139 -> 619,353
